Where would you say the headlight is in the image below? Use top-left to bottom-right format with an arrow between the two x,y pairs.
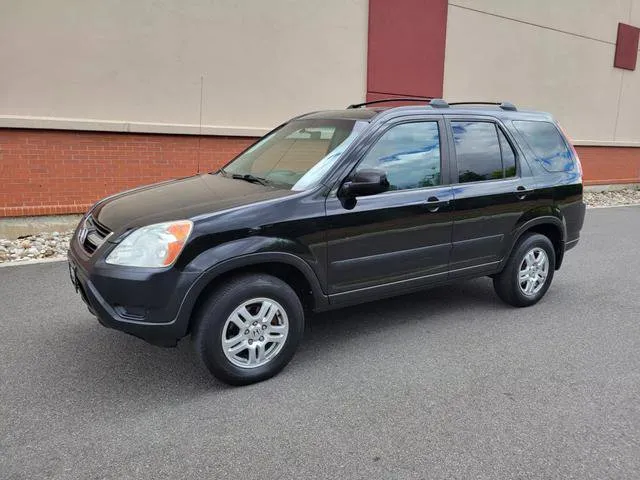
105,220 -> 193,267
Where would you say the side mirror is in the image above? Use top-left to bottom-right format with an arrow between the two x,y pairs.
340,168 -> 389,198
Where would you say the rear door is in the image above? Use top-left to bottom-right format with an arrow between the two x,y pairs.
445,116 -> 536,277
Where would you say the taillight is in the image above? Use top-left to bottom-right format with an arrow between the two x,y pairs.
557,122 -> 583,177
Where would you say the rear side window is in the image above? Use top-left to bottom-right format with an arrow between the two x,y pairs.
513,120 -> 573,172
451,121 -> 516,183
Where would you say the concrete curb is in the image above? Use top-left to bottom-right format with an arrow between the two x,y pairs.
587,203 -> 640,209
0,257 -> 66,268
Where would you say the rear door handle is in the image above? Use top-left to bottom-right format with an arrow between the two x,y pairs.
516,186 -> 533,200
424,196 -> 448,212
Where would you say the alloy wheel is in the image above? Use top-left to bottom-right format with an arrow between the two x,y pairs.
221,298 -> 289,368
518,247 -> 549,296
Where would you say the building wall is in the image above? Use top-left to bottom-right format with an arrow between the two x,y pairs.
443,0 -> 640,185
443,0 -> 640,145
0,0 -> 369,136
1,0 -> 639,219
575,146 -> 640,186
0,0 -> 368,217
0,129 -> 254,217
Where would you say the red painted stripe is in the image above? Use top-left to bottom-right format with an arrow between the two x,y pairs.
367,0 -> 448,101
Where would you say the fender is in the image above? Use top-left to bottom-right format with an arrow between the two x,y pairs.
173,248 -> 330,337
499,214 -> 567,271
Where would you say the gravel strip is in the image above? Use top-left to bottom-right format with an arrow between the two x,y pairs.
0,231 -> 72,264
0,189 -> 638,265
583,188 -> 640,207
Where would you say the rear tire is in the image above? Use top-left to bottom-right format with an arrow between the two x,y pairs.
194,273 -> 304,385
493,233 -> 556,307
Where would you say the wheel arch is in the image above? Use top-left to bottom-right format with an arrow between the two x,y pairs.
178,252 -> 329,337
504,216 -> 567,271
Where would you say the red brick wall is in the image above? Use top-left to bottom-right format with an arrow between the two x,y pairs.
0,129 -> 256,217
576,146 -> 640,186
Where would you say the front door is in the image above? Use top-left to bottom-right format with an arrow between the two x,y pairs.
325,118 -> 454,305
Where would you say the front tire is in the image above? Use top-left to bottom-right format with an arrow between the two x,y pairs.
194,274 -> 304,385
493,233 -> 556,307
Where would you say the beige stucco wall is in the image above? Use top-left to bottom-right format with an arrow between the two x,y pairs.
0,0 -> 368,136
443,0 -> 640,145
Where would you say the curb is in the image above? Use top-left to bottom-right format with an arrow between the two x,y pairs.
587,203 -> 640,209
0,257 -> 66,268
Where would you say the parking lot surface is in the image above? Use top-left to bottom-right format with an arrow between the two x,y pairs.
1,206 -> 639,479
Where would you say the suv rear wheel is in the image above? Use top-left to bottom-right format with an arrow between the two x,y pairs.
194,273 -> 304,385
493,233 -> 556,307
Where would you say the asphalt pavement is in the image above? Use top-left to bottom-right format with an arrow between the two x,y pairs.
1,206 -> 639,479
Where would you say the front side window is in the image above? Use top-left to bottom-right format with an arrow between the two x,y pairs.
513,120 -> 573,172
452,121 -> 516,183
222,119 -> 364,190
355,122 -> 441,191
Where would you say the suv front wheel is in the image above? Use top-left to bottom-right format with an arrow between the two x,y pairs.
493,233 -> 556,307
194,273 -> 304,385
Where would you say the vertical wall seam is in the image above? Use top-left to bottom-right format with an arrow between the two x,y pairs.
613,72 -> 624,141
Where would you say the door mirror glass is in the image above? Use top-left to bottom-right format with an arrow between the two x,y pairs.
340,168 -> 389,197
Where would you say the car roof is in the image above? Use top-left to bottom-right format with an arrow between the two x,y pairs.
297,105 -> 554,123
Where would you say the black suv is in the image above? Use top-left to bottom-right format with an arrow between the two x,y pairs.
68,98 -> 585,385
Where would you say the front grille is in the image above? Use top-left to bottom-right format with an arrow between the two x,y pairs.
92,217 -> 111,238
80,215 -> 112,255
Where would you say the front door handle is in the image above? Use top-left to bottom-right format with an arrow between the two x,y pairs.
424,196 -> 448,213
516,186 -> 533,200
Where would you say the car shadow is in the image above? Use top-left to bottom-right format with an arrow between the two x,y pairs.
296,277 -> 504,361
46,278 -> 503,413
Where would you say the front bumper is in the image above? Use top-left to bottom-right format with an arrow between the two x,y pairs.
68,239 -> 199,347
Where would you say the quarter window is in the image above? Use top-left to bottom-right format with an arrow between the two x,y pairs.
513,120 -> 573,172
356,122 -> 441,190
452,121 -> 516,183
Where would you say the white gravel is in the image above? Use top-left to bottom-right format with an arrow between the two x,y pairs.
0,189 -> 638,265
0,231 -> 72,264
583,188 -> 640,207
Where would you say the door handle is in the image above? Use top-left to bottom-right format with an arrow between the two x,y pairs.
515,186 -> 533,200
424,196 -> 448,213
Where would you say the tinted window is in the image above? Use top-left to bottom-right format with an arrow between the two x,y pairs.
513,120 -> 573,172
499,128 -> 517,177
357,122 -> 441,190
452,122 -> 504,183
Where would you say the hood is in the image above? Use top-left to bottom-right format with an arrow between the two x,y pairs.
92,174 -> 295,233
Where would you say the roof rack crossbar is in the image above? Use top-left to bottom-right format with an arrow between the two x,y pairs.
448,101 -> 517,111
346,97 -> 433,109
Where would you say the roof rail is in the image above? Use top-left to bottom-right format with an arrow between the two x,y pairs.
448,101 -> 518,111
346,97 -> 433,109
346,98 -> 518,111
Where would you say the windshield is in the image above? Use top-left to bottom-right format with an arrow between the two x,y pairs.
220,119 -> 366,190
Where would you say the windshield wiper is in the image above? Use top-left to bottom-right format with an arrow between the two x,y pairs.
230,173 -> 270,186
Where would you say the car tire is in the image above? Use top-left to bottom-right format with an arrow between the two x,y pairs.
493,233 -> 556,307
194,273 -> 304,386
